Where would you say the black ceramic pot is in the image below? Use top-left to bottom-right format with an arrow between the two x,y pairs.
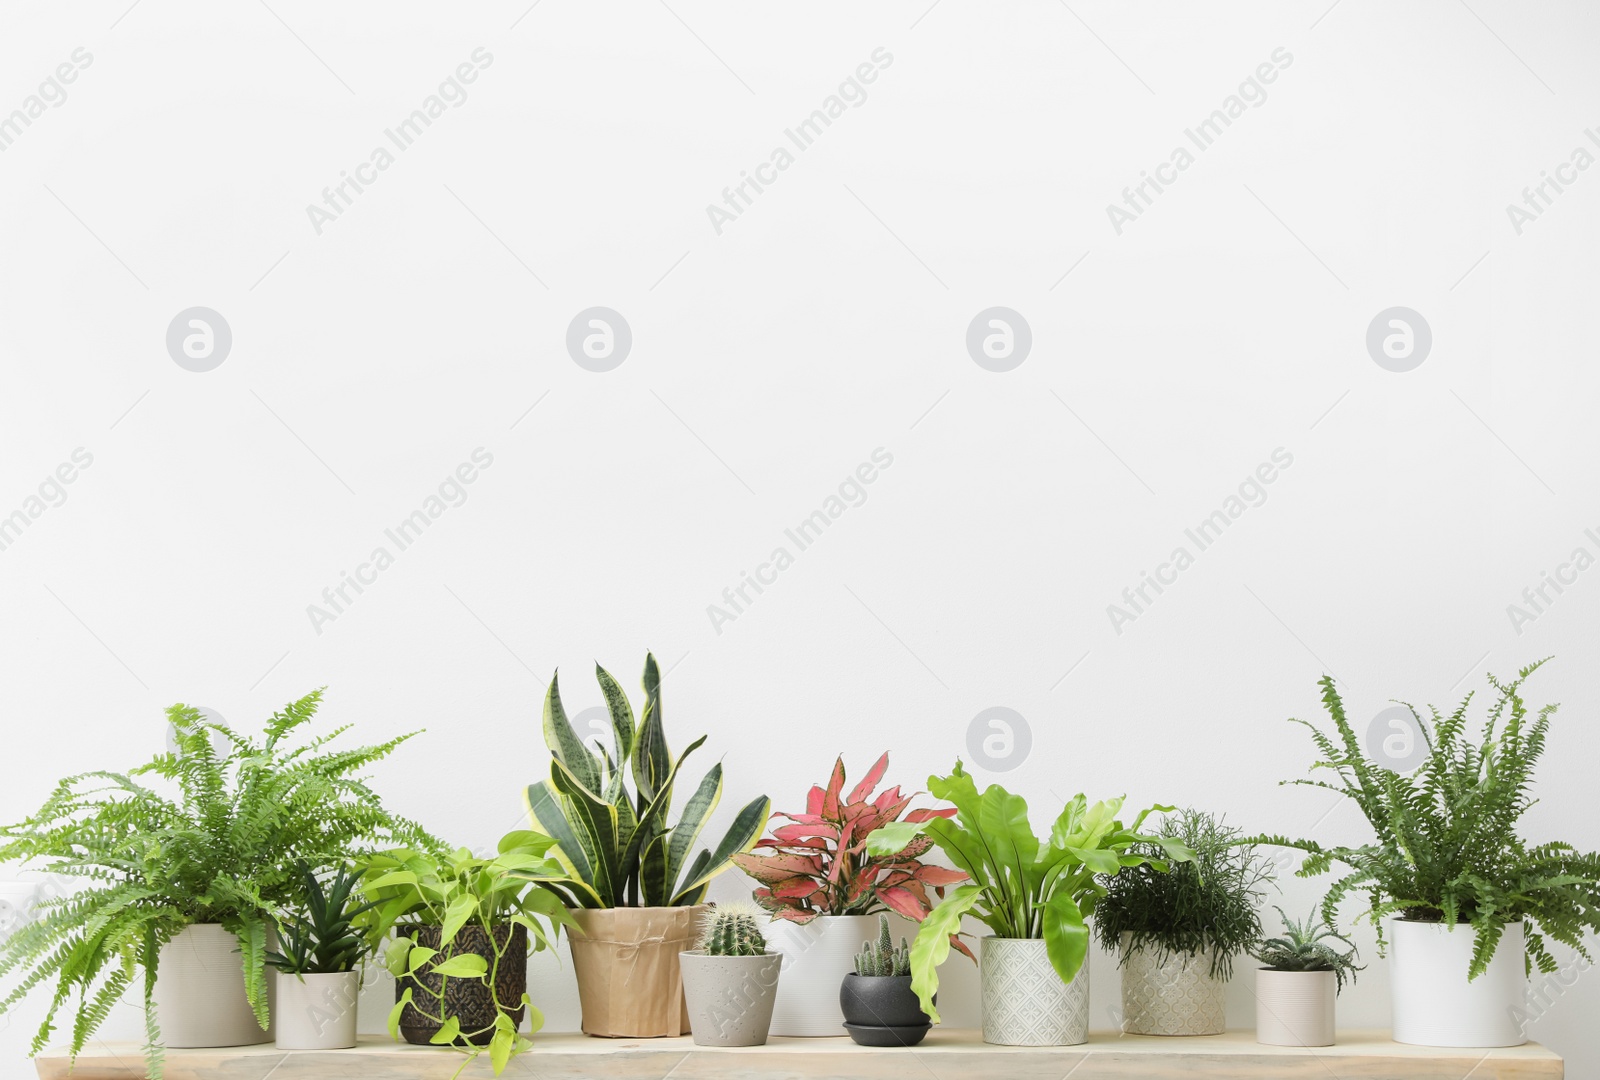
395,923 -> 527,1047
839,973 -> 933,1046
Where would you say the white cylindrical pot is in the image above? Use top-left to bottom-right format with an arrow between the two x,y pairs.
1119,934 -> 1226,1036
1255,968 -> 1335,1046
1391,919 -> 1526,1047
765,914 -> 883,1036
153,924 -> 274,1047
980,936 -> 1089,1046
275,971 -> 359,1050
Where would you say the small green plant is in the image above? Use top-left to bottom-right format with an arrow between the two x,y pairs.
1094,808 -> 1270,980
1250,907 -> 1363,993
854,914 -> 910,977
267,863 -> 378,976
698,903 -> 768,956
1254,661 -> 1600,979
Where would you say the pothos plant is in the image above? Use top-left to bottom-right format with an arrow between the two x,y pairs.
0,691 -> 434,1079
868,761 -> 1192,1023
1253,660 -> 1600,979
358,833 -> 577,1078
730,752 -> 967,925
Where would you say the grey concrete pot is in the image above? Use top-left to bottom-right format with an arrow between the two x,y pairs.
679,950 -> 783,1047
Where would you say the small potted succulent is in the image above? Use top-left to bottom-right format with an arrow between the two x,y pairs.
267,863 -> 376,1050
1094,808 -> 1269,1036
730,752 -> 965,1036
839,915 -> 931,1046
1250,907 -> 1362,1047
679,904 -> 783,1047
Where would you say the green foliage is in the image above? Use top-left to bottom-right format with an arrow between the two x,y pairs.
1094,808 -> 1269,980
0,691 -> 433,1078
362,833 -> 577,1077
1250,907 -> 1363,994
873,760 -> 1190,1024
523,653 -> 770,908
855,914 -> 911,976
697,903 -> 767,956
266,863 -> 378,975
1254,661 -> 1600,980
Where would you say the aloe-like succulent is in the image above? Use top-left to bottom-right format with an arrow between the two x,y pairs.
854,914 -> 910,977
699,904 -> 767,957
1250,907 -> 1363,993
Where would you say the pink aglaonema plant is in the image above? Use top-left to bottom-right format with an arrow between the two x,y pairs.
730,753 -> 970,947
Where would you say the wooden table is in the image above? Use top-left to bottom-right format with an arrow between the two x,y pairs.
36,1029 -> 1563,1079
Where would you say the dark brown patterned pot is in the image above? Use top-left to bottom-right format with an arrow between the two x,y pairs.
395,923 -> 527,1047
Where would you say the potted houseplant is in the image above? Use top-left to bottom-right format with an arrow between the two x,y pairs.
1250,907 -> 1361,1047
839,914 -> 931,1046
730,752 -> 966,1036
679,903 -> 783,1047
522,653 -> 770,1038
359,832 -> 575,1076
0,691 -> 433,1078
1255,661 -> 1600,1047
1094,807 -> 1268,1036
876,761 -> 1190,1046
267,863 -> 376,1050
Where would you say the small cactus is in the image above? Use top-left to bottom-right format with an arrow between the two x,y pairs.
698,903 -> 768,957
854,914 -> 911,976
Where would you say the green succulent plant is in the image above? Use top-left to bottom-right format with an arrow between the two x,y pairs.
267,862 -> 378,976
698,904 -> 767,956
855,914 -> 911,977
1250,907 -> 1363,993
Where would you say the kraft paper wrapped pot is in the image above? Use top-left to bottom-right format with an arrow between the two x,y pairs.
568,906 -> 706,1037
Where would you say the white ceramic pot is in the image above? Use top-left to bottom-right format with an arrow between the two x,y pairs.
153,924 -> 274,1047
1254,968 -> 1335,1046
1119,934 -> 1226,1036
1391,919 -> 1526,1047
679,951 -> 783,1047
980,936 -> 1089,1046
765,914 -> 884,1036
275,971 -> 359,1050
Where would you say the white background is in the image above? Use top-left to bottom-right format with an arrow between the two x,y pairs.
2,0 -> 1598,1073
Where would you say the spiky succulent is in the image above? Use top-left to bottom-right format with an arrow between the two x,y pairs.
855,913 -> 911,976
698,903 -> 767,957
1250,907 -> 1363,994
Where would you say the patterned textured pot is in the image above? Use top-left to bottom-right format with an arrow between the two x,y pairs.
1118,934 -> 1225,1036
395,923 -> 526,1047
980,936 -> 1089,1046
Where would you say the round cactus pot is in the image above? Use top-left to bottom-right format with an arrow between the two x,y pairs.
679,950 -> 783,1047
839,973 -> 932,1046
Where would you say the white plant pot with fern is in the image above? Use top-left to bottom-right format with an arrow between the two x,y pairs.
1390,919 -> 1526,1047
274,971 -> 358,1050
980,936 -> 1089,1046
766,914 -> 883,1036
154,923 -> 274,1048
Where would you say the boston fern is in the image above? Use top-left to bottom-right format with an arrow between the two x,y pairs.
1256,660 -> 1600,979
0,691 -> 434,1077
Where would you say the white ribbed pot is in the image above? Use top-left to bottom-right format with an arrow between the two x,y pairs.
1391,919 -> 1526,1047
153,924 -> 274,1047
1119,935 -> 1226,1036
1255,969 -> 1335,1046
765,914 -> 884,1036
274,971 -> 359,1050
980,936 -> 1089,1046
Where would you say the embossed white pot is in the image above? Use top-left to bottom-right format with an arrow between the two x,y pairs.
1254,968 -> 1335,1046
765,914 -> 882,1036
980,936 -> 1089,1046
153,924 -> 274,1048
1119,934 -> 1225,1036
1391,919 -> 1526,1047
275,971 -> 359,1050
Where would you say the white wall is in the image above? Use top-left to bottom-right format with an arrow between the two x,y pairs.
2,0 -> 1597,1071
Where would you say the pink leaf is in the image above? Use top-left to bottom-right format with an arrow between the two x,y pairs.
950,935 -> 977,962
769,907 -> 821,925
773,822 -> 838,843
903,807 -> 957,823
771,876 -> 824,899
821,757 -> 847,820
912,866 -> 969,886
877,885 -> 933,921
806,785 -> 825,817
846,752 -> 890,805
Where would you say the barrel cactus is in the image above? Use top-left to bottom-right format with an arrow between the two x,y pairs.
699,903 -> 768,957
854,913 -> 910,976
